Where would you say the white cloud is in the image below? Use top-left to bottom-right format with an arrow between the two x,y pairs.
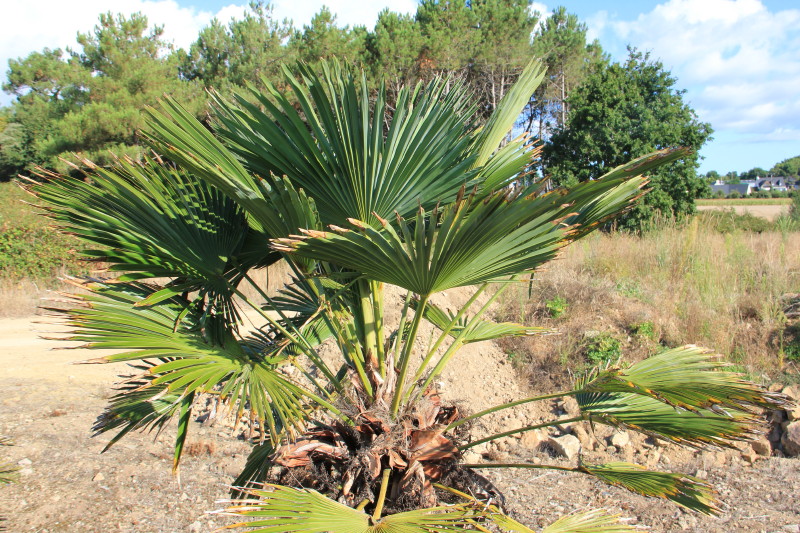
605,0 -> 800,139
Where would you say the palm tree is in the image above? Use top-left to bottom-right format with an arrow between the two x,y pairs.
30,60 -> 784,532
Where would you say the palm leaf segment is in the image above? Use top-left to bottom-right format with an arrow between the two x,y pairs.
30,156 -> 273,321
575,346 -> 783,447
222,484 -> 632,533
412,299 -> 547,343
64,282 -> 337,467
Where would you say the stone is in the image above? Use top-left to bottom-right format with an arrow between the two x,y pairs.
610,430 -> 630,448
546,434 -> 581,460
782,525 -> 800,533
17,458 -> 31,466
739,445 -> 758,463
561,396 -> 580,416
572,425 -> 594,451
519,429 -> 542,449
786,402 -> 800,421
782,385 -> 799,401
92,472 -> 105,482
781,421 -> 800,456
769,382 -> 784,392
750,435 -> 772,456
188,521 -> 203,533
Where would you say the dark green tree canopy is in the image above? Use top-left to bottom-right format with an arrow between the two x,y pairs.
771,155 -> 800,177
543,48 -> 712,230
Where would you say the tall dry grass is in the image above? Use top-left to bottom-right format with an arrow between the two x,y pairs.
498,219 -> 800,388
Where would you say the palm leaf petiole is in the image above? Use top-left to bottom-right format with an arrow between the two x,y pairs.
459,416 -> 586,451
391,293 -> 430,417
447,391 -> 579,431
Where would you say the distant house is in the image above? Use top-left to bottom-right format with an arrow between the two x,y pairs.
710,180 -> 753,196
756,176 -> 797,192
709,176 -> 798,196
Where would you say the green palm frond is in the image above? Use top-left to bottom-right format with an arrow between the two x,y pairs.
274,190 -> 572,296
221,484 -> 487,532
413,299 -> 547,343
577,463 -> 718,515
542,148 -> 691,237
541,509 -> 635,533
579,345 -> 783,413
212,61 -> 478,227
576,391 -> 760,447
66,282 -> 338,444
93,361 -> 183,450
31,156 -> 263,321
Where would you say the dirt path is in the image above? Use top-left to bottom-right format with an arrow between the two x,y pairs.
2,315 -> 799,532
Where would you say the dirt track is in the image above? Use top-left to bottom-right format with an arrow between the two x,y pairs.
2,315 -> 800,532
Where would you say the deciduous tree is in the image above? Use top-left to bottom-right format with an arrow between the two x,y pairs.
544,48 -> 712,230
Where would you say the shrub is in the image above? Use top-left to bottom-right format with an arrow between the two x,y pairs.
30,60 -> 785,530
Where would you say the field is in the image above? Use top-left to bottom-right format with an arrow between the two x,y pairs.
696,198 -> 792,206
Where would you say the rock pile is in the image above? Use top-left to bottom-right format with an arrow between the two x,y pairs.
768,384 -> 800,457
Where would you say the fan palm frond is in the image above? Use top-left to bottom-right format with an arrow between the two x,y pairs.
30,156 -> 264,321
578,463 -> 718,515
540,509 -> 635,533
66,282 -> 341,454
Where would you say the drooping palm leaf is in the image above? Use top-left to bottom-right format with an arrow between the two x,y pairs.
577,463 -> 718,515
576,391 -> 761,447
212,62 -> 479,227
540,510 -> 635,533
413,299 -> 547,343
221,484 -> 487,532
66,282 -> 338,444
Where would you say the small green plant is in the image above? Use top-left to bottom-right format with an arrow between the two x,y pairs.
584,332 -> 622,365
545,295 -> 568,318
631,321 -> 656,340
615,278 -> 644,299
784,341 -> 800,363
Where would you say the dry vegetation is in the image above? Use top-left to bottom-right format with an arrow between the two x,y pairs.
498,219 -> 800,389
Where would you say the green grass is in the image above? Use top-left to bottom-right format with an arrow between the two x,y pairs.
0,181 -> 86,281
696,198 -> 792,206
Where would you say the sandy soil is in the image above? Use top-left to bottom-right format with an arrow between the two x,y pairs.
1,313 -> 799,532
696,204 -> 789,221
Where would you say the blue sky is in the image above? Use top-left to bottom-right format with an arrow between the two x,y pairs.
2,0 -> 798,173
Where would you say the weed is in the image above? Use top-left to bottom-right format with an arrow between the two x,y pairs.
615,279 -> 644,300
545,295 -> 568,318
630,321 -> 656,340
584,332 -> 621,365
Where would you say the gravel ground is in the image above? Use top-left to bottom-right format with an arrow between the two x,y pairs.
2,315 -> 799,532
